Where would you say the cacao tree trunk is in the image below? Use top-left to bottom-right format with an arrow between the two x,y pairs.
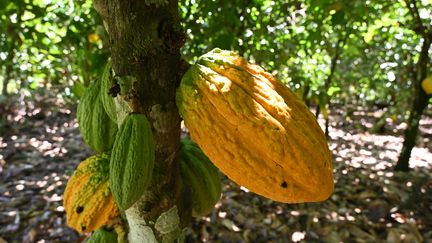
395,36 -> 431,171
93,0 -> 191,241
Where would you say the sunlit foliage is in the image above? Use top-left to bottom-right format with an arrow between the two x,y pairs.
0,0 -> 107,97
180,0 -> 432,113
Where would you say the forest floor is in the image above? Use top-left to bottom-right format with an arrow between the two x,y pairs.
0,92 -> 431,243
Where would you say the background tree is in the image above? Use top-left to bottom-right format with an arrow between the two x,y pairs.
395,0 -> 431,171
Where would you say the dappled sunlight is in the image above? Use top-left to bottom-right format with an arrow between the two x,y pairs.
0,95 -> 91,241
325,112 -> 431,170
0,170 -> 72,238
28,137 -> 68,157
409,147 -> 432,167
2,122 -> 72,159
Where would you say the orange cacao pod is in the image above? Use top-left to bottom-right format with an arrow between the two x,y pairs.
176,49 -> 333,203
63,154 -> 120,233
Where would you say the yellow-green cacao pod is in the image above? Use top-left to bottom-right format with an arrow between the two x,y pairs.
179,138 -> 221,217
101,59 -> 118,122
63,154 -> 120,233
176,48 -> 333,203
110,113 -> 155,210
77,80 -> 118,152
87,228 -> 118,243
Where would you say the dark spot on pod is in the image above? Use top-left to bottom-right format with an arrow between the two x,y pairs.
281,181 -> 288,188
103,226 -> 115,232
81,225 -> 86,231
76,206 -> 84,214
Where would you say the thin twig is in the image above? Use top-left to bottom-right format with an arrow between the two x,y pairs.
404,0 -> 426,36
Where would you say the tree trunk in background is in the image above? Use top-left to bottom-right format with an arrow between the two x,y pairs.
2,61 -> 13,96
302,83 -> 311,106
320,34 -> 347,137
94,0 -> 191,241
2,29 -> 19,96
395,37 -> 431,171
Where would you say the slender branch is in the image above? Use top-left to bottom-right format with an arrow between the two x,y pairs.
324,29 -> 348,90
417,35 -> 431,83
404,0 -> 426,36
410,0 -> 423,27
182,0 -> 192,21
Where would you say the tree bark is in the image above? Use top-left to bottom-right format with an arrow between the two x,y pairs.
395,37 -> 431,171
395,0 -> 431,171
94,0 -> 191,241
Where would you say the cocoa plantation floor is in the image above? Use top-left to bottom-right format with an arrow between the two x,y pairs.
0,94 -> 431,242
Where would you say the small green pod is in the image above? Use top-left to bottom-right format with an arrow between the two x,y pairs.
110,113 -> 155,210
180,138 -> 222,217
87,227 -> 118,243
77,80 -> 118,153
100,59 -> 118,123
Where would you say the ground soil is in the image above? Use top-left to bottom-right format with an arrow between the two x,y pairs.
0,94 -> 431,243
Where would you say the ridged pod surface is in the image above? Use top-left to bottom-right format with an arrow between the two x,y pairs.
179,139 -> 221,217
110,113 -> 155,210
101,59 -> 118,122
63,154 -> 120,233
87,228 -> 118,243
176,48 -> 333,203
77,80 -> 118,152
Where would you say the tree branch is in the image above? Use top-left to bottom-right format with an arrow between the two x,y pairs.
404,0 -> 426,36
324,29 -> 348,90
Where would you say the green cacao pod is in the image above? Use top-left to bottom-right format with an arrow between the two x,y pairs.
87,227 -> 118,243
63,154 -> 120,233
77,80 -> 118,153
180,138 -> 221,217
110,113 -> 155,210
101,59 -> 118,123
176,48 -> 333,203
